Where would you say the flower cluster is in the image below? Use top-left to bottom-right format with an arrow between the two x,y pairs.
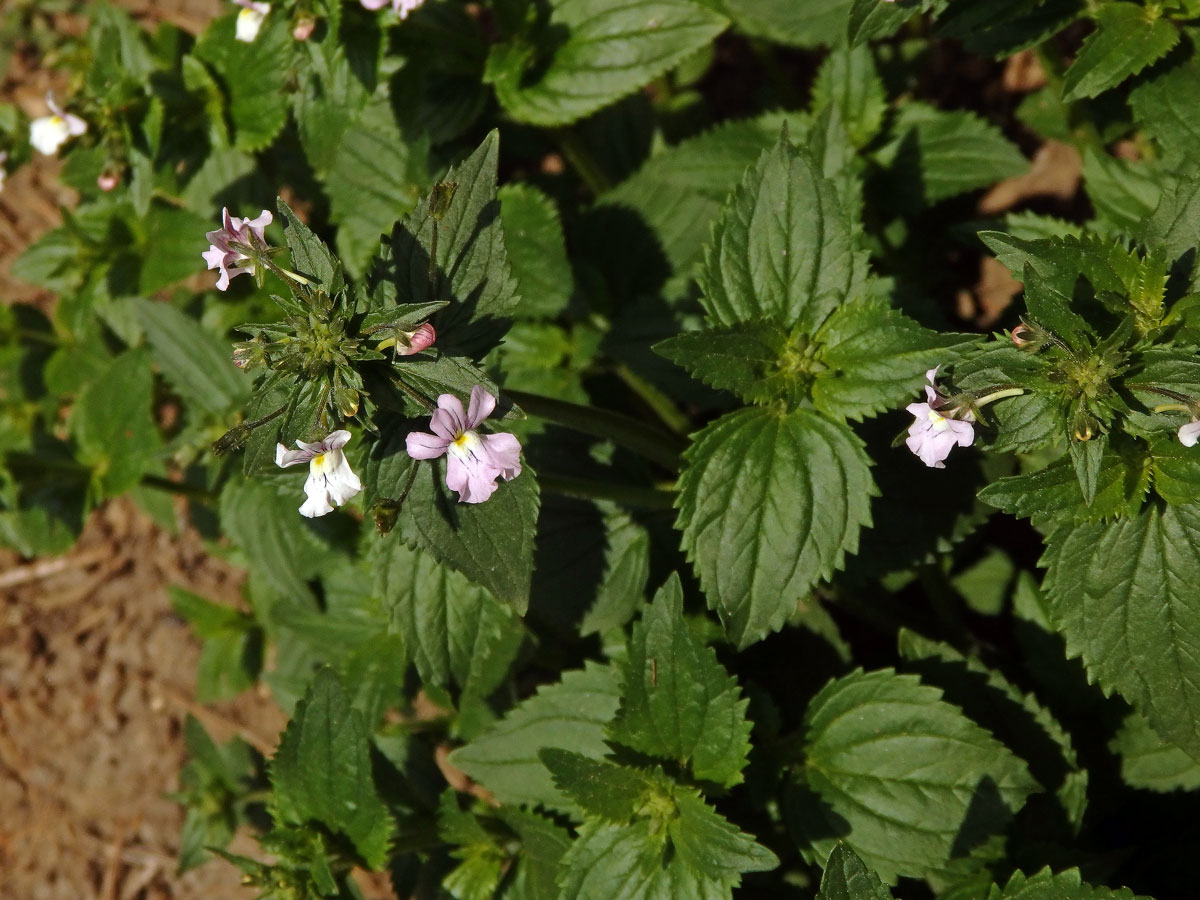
202,208 -> 272,291
905,367 -> 975,469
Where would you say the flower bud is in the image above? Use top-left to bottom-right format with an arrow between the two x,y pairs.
97,171 -> 120,192
396,322 -> 436,356
292,15 -> 316,40
1010,324 -> 1032,347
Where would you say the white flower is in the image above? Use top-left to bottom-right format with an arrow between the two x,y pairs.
234,0 -> 271,42
29,94 -> 87,156
1179,421 -> 1200,448
275,430 -> 362,517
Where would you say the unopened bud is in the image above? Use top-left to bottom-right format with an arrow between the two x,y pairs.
292,15 -> 315,40
428,181 -> 458,220
97,171 -> 119,191
1011,324 -> 1032,347
334,382 -> 360,418
374,500 -> 400,534
396,322 -> 436,356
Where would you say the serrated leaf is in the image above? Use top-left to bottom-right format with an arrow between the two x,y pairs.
194,12 -> 292,151
698,132 -> 863,331
795,668 -> 1037,884
277,199 -> 345,296
897,629 -> 1088,830
848,0 -> 931,45
448,663 -> 621,815
136,299 -> 248,416
372,131 -> 519,356
140,206 -> 215,293
580,512 -> 652,635
219,477 -> 334,601
1043,505 -> 1200,760
875,103 -> 1027,207
978,452 -> 1147,528
397,453 -> 539,612
1061,3 -> 1179,103
1130,55 -> 1200,160
987,867 -> 1148,900
1111,709 -> 1200,793
540,749 -> 660,822
811,44 -> 885,147
270,669 -> 394,868
486,0 -> 727,126
373,539 -> 523,698
499,184 -> 573,319
669,787 -> 778,886
1081,148 -> 1164,236
599,111 -> 792,295
1148,439 -> 1200,505
718,0 -> 851,47
654,321 -> 789,406
817,843 -> 894,900
608,574 -> 751,786
813,299 -> 976,421
676,407 -> 875,649
326,89 -> 426,277
497,807 -> 571,900
70,350 -> 161,497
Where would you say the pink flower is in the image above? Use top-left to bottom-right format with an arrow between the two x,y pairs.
1179,421 -> 1200,447
905,367 -> 974,468
406,385 -> 522,503
202,207 -> 272,291
360,0 -> 425,19
397,322 -> 436,356
275,430 -> 362,517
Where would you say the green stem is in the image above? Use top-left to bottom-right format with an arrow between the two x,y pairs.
506,389 -> 687,470
538,473 -> 676,510
553,127 -> 612,196
611,363 -> 692,436
975,387 -> 1025,406
140,474 -> 219,503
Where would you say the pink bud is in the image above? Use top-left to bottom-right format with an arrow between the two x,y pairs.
292,16 -> 316,40
397,322 -> 436,356
97,172 -> 120,192
1011,324 -> 1032,347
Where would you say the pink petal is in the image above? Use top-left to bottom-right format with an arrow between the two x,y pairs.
321,429 -> 352,451
436,393 -> 468,436
466,385 -> 497,429
406,430 -> 449,460
481,432 -> 521,479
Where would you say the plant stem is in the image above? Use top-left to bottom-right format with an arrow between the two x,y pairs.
140,474 -> 219,503
506,389 -> 687,470
553,127 -> 612,195
538,473 -> 676,510
611,363 -> 692,436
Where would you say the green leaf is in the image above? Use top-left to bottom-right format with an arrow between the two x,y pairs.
496,806 -> 571,900
814,299 -> 976,421
70,350 -> 161,496
373,539 -> 524,698
717,0 -> 851,47
654,321 -> 789,406
897,629 -> 1088,831
599,111 -> 792,294
486,0 -> 727,126
676,407 -> 875,649
579,512 -> 652,635
977,452 -> 1146,528
139,206 -> 215,293
218,477 -> 335,601
987,867 -> 1148,900
811,44 -> 886,147
698,132 -> 864,331
373,131 -> 519,356
1043,504 -> 1200,760
277,199 -> 345,296
194,12 -> 293,151
136,299 -> 248,416
1130,55 -> 1200,160
817,844 -> 894,900
608,574 -> 752,787
447,663 -> 621,815
1111,709 -> 1200,793
671,786 -> 778,884
498,184 -> 573,319
1141,175 -> 1200,268
1060,3 -> 1179,103
540,749 -> 660,822
397,453 -> 539,612
1081,148 -> 1164,236
1148,439 -> 1200,505
875,103 -> 1028,207
270,669 -> 394,868
848,0 -> 930,45
172,587 -> 260,702
795,668 -> 1037,883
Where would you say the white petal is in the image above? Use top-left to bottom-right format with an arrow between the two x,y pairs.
276,442 -> 312,467
235,4 -> 269,42
300,470 -> 335,517
321,430 -> 352,451
30,117 -> 70,156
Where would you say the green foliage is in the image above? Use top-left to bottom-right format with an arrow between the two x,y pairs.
817,844 -> 894,900
794,668 -> 1037,883
987,868 -> 1147,900
1060,4 -> 1179,102
676,406 -> 875,648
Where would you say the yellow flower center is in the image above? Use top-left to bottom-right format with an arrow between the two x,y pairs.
312,452 -> 327,471
453,434 -> 470,448
927,410 -> 950,432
